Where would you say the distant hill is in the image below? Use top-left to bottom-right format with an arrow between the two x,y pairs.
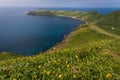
28,10 -> 54,16
0,52 -> 22,61
96,10 -> 120,35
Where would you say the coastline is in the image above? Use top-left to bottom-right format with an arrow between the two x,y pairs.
28,11 -> 88,52
45,15 -> 87,51
28,11 -> 87,52
57,15 -> 87,24
0,12 -> 87,56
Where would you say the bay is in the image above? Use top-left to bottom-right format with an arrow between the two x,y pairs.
0,7 -> 84,55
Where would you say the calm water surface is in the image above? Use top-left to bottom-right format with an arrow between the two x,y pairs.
0,8 -> 84,55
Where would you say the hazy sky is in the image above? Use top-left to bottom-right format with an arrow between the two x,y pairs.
0,0 -> 119,7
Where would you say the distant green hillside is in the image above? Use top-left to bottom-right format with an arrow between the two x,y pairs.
0,10 -> 120,80
0,52 -> 22,61
96,10 -> 120,35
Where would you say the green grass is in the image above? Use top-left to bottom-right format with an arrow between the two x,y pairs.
96,10 -> 120,35
0,24 -> 120,80
0,52 -> 22,61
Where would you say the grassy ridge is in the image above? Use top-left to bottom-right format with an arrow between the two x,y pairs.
0,52 -> 22,61
96,10 -> 120,35
0,24 -> 120,80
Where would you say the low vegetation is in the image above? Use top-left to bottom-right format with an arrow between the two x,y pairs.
96,10 -> 120,35
0,10 -> 120,80
0,52 -> 22,61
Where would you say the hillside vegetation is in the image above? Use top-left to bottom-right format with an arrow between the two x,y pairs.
0,10 -> 120,80
0,52 -> 22,61
96,10 -> 120,35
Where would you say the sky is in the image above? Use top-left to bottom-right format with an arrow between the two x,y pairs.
0,0 -> 120,8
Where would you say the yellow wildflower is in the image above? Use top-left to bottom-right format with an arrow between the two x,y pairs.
73,75 -> 77,78
65,61 -> 68,64
58,74 -> 62,78
38,65 -> 41,69
54,61 -> 59,64
64,49 -> 67,52
67,64 -> 70,67
33,75 -> 37,79
75,55 -> 79,59
48,60 -> 50,63
106,73 -> 112,78
13,61 -> 16,63
44,70 -> 47,73
13,78 -> 17,80
46,71 -> 50,76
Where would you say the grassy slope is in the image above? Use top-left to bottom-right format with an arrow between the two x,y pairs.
0,24 -> 120,80
0,10 -> 120,80
0,52 -> 22,61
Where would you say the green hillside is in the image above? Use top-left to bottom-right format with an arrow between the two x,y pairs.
0,10 -> 120,80
0,52 -> 22,61
96,10 -> 120,35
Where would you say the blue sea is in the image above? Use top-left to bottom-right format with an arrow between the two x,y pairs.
0,7 -> 119,56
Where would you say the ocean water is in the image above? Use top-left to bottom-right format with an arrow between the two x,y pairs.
0,7 -> 84,55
